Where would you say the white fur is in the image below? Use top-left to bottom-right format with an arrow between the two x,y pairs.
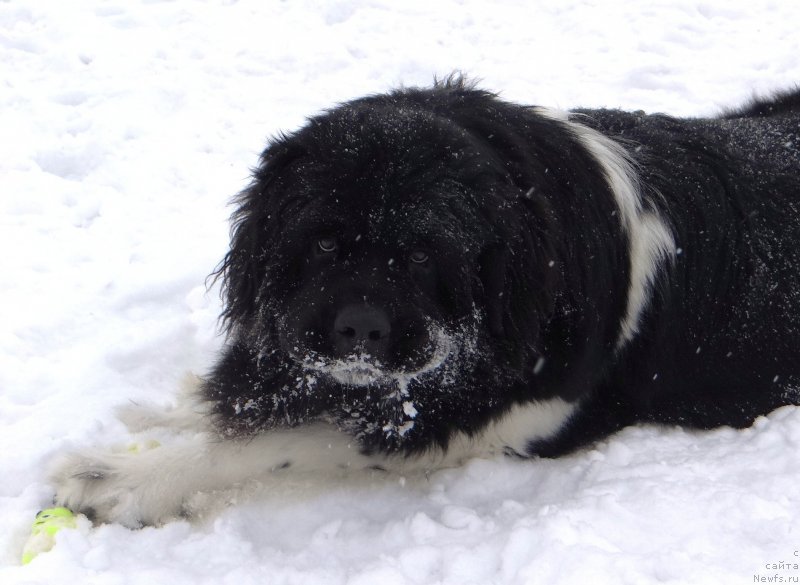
445,397 -> 579,460
51,383 -> 577,526
534,107 -> 676,347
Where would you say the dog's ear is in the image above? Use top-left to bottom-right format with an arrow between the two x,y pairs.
434,88 -> 564,355
210,140 -> 305,332
477,194 -> 560,364
477,243 -> 508,338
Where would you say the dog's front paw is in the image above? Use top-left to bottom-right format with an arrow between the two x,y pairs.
50,449 -> 188,528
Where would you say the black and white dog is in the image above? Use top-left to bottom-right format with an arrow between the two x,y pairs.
53,78 -> 800,526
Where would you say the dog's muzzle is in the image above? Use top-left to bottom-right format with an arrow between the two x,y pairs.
331,303 -> 391,361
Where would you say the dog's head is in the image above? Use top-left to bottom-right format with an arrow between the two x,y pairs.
210,80 -> 633,452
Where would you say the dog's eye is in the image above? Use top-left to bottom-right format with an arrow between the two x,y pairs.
409,250 -> 429,264
317,237 -> 338,253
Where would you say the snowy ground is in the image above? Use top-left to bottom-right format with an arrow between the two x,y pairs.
2,1 -> 800,583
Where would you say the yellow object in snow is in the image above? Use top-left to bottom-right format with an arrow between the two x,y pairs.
21,507 -> 77,565
126,439 -> 161,453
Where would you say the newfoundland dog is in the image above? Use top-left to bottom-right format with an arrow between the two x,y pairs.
53,77 -> 800,526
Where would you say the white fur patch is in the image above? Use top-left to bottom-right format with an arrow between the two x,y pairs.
534,107 -> 676,348
51,388 -> 577,526
442,397 -> 579,463
51,422 -> 378,527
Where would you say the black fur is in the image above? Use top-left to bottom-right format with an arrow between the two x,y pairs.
205,78 -> 800,457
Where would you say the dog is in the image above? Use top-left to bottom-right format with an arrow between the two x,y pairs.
52,77 -> 800,527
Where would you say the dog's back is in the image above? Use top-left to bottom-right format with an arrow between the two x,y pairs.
561,92 -> 800,442
714,88 -> 800,175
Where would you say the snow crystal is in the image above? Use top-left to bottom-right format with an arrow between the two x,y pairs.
402,401 -> 418,419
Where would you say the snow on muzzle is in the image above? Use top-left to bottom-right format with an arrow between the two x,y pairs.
296,323 -> 456,391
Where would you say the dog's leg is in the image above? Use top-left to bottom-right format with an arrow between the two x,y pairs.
50,422 -> 377,527
50,377 -> 387,527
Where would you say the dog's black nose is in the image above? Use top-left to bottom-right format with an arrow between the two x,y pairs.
332,304 -> 391,358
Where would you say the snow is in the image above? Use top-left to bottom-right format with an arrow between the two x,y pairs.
2,0 -> 800,583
